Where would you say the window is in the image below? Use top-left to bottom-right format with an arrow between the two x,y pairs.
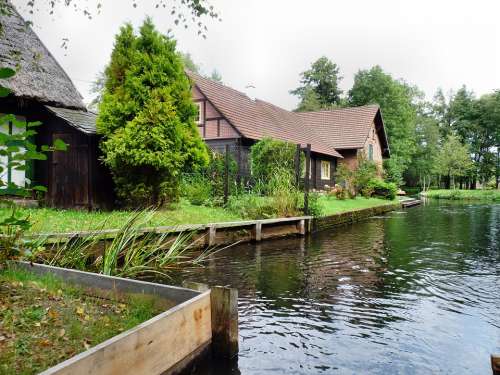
195,102 -> 203,124
321,160 -> 330,180
368,144 -> 374,161
1,114 -> 27,192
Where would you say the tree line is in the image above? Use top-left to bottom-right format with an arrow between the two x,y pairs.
291,57 -> 500,189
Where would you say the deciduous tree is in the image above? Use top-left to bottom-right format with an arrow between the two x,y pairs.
348,65 -> 418,185
291,56 -> 343,111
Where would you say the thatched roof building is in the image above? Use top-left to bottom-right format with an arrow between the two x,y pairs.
0,1 -> 114,209
0,1 -> 85,109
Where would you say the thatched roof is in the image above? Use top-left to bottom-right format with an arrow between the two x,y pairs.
0,1 -> 85,109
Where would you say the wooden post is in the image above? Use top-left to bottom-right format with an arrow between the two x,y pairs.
294,143 -> 301,188
254,222 -> 262,242
224,144 -> 230,205
297,219 -> 305,235
304,143 -> 311,215
207,226 -> 217,247
211,286 -> 238,359
492,354 -> 500,375
236,142 -> 242,188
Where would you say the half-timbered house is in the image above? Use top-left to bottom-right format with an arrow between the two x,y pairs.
188,71 -> 390,190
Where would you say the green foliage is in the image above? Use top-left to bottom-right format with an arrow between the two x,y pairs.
348,66 -> 419,185
433,134 -> 472,183
335,157 -> 379,198
305,192 -> 323,217
365,178 -> 397,200
250,138 -> 299,189
291,56 -> 343,111
181,151 -> 237,206
97,19 -> 209,207
423,189 -> 500,201
0,70 -> 66,265
31,210 -> 215,279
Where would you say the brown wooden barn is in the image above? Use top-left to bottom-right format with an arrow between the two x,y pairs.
0,4 -> 114,209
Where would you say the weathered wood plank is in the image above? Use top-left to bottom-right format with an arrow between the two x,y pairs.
40,291 -> 212,375
210,286 -> 238,359
15,262 -> 199,304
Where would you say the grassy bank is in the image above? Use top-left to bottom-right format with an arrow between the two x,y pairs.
422,189 -> 500,201
0,199 -> 242,234
0,195 -> 398,235
0,267 -> 160,374
318,196 -> 396,216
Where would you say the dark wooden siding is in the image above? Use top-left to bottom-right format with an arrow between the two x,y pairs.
0,98 -> 114,209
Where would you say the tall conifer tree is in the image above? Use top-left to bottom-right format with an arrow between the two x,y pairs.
97,19 -> 208,206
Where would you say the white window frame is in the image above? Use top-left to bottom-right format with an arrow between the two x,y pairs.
321,160 -> 330,180
195,102 -> 203,125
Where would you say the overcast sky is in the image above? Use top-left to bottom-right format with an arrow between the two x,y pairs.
14,0 -> 500,110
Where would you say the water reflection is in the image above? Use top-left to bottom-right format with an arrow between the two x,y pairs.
171,202 -> 500,374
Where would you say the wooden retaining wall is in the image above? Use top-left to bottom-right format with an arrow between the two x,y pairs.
312,202 -> 401,233
27,216 -> 312,248
14,262 -> 238,375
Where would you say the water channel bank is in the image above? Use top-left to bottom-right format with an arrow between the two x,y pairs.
168,201 -> 500,374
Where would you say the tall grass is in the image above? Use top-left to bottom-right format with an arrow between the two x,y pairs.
423,189 -> 500,201
29,210 -> 219,279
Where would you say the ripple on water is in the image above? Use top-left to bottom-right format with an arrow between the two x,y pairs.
168,202 -> 500,374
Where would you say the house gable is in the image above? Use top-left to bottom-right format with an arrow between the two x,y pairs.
191,85 -> 240,140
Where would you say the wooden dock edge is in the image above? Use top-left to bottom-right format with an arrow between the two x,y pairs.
13,262 -> 238,375
22,216 -> 313,247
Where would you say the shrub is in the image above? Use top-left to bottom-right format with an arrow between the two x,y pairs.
336,156 -> 379,198
227,194 -> 277,219
250,138 -> 301,191
366,178 -> 397,200
305,192 -> 323,217
180,175 -> 212,206
181,151 -> 238,206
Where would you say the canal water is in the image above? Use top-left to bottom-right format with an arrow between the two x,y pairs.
171,202 -> 500,374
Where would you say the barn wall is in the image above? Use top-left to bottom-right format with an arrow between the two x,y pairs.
0,99 -> 114,209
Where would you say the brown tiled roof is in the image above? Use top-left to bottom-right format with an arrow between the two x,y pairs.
188,71 -> 341,158
296,105 -> 381,149
188,71 -> 388,158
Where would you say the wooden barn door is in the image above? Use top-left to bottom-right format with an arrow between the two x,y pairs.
51,133 -> 89,208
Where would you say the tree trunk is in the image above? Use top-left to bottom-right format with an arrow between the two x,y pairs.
445,173 -> 451,189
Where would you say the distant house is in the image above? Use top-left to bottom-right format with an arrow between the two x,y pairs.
0,4 -> 113,209
188,71 -> 390,190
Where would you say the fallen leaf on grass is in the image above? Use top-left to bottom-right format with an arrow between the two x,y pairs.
47,308 -> 59,320
38,339 -> 51,347
58,329 -> 65,338
76,306 -> 85,316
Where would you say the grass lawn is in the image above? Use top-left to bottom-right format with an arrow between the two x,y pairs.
422,189 -> 500,201
0,267 -> 160,375
0,199 -> 243,234
318,195 -> 396,216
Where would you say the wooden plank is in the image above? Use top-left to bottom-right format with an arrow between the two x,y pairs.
254,222 -> 262,242
211,286 -> 238,359
15,262 -> 199,304
40,291 -> 212,375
